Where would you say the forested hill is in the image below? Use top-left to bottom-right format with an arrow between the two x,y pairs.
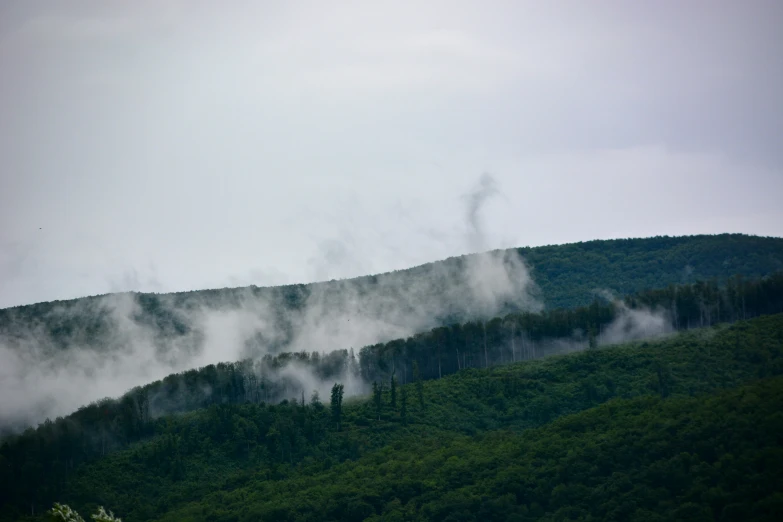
1,234 -> 781,357
520,233 -> 783,308
4,313 -> 782,521
2,235 -> 780,520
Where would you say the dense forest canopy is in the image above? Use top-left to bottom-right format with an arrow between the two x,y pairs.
3,311 -> 782,521
519,233 -> 783,307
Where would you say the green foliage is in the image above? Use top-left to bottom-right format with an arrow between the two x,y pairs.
2,273 -> 782,520
373,381 -> 382,421
3,234 -> 783,520
390,374 -> 397,410
413,361 -> 424,409
172,376 -> 781,522
400,387 -> 408,425
519,233 -> 783,308
588,326 -> 598,350
330,383 -> 344,431
49,503 -> 120,522
5,313 -> 783,521
49,504 -> 85,522
89,507 -> 121,522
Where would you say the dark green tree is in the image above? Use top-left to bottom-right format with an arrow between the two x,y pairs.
330,383 -> 344,431
310,390 -> 322,410
413,361 -> 424,409
655,363 -> 672,398
373,381 -> 382,421
400,386 -> 408,425
390,373 -> 397,410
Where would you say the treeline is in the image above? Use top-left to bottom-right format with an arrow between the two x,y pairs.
1,273 -> 782,518
628,273 -> 783,328
360,272 -> 783,384
520,233 -> 783,308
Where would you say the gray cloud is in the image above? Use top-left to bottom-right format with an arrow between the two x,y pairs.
0,239 -> 541,429
1,1 -> 782,308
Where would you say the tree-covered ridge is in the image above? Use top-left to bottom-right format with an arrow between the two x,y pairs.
3,312 -> 783,521
155,376 -> 783,522
520,233 -> 783,308
2,234 -> 782,354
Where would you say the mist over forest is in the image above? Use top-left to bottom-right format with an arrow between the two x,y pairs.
2,2 -> 783,518
1,231 -> 783,522
2,233 -> 782,433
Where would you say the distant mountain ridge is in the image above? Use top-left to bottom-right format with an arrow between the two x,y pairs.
519,233 -> 783,308
5,233 -> 783,310
2,234 -> 782,352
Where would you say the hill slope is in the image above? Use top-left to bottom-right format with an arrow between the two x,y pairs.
521,233 -> 783,308
156,377 -> 783,522
4,313 -> 782,521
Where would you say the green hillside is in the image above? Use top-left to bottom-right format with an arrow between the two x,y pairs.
5,313 -> 782,521
520,233 -> 783,308
3,234 -> 783,521
156,377 -> 783,522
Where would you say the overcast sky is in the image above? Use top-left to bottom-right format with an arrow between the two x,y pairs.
1,1 -> 782,309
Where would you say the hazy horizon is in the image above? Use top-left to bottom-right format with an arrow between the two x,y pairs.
2,231 -> 781,309
2,1 -> 782,309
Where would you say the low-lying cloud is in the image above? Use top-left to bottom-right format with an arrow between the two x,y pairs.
0,174 -> 672,432
0,244 -> 541,430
